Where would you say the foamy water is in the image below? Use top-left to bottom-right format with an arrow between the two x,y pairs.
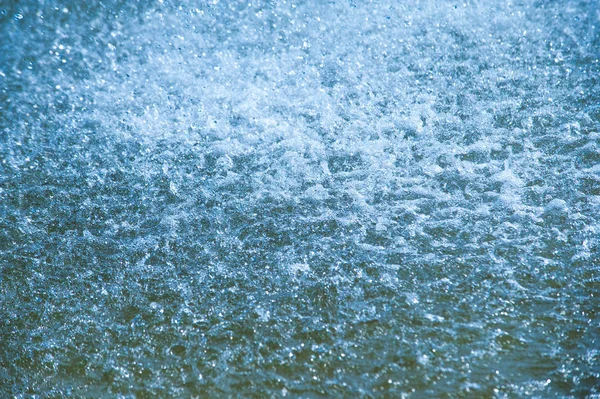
1,1 -> 599,397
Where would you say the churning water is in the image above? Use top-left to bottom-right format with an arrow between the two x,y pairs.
1,0 -> 599,397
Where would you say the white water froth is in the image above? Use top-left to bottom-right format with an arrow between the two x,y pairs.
1,0 -> 599,397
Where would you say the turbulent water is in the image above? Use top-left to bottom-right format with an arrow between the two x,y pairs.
1,0 -> 599,397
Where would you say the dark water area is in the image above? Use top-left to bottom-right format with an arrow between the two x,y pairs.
1,0 -> 599,397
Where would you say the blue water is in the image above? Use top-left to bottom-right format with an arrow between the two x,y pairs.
1,0 -> 599,397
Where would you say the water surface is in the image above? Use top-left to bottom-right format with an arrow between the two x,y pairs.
1,0 -> 599,397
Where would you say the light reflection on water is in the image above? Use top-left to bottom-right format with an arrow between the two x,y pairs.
1,0 -> 599,397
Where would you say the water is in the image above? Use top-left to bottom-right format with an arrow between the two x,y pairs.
1,0 -> 599,397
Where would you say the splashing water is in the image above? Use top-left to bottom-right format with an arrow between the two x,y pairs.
1,0 -> 599,397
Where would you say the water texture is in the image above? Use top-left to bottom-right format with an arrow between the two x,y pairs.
1,0 -> 599,397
